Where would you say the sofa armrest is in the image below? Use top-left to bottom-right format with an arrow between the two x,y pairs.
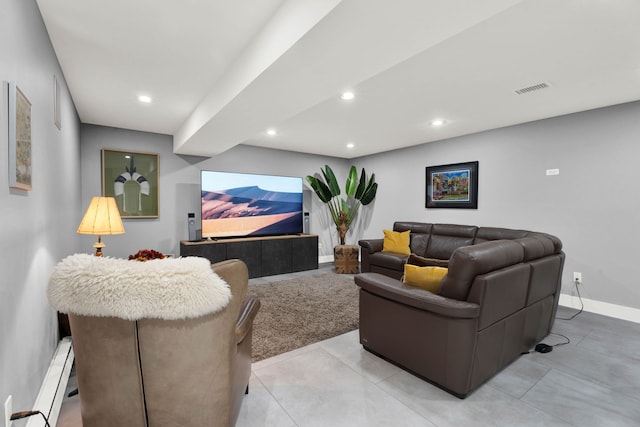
235,297 -> 261,344
354,273 -> 479,319
359,238 -> 384,254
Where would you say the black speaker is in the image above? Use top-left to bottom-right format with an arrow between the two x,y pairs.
187,212 -> 198,241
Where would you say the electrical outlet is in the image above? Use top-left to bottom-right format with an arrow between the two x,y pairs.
4,395 -> 12,427
573,272 -> 582,284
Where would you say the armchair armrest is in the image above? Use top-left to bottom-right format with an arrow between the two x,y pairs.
354,273 -> 479,319
235,297 -> 261,344
359,238 -> 384,254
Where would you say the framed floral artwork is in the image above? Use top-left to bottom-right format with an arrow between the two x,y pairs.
425,161 -> 478,209
8,81 -> 32,191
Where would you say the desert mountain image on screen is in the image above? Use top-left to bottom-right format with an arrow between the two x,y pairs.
202,186 -> 302,237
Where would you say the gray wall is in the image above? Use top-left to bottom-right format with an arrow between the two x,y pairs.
355,101 -> 640,310
3,0 -> 639,412
79,124 -> 350,259
1,0 -> 81,414
81,100 -> 640,314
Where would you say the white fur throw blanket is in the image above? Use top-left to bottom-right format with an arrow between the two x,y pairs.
48,254 -> 231,320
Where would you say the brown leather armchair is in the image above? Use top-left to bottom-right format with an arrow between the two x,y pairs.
49,257 -> 259,427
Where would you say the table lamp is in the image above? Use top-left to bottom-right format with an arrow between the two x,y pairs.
77,196 -> 125,256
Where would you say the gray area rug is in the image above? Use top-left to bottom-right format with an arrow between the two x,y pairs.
247,273 -> 359,361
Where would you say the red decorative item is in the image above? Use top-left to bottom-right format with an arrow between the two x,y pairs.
128,249 -> 165,261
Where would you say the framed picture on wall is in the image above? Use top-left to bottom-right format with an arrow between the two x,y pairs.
425,161 -> 478,209
8,81 -> 32,191
102,148 -> 159,218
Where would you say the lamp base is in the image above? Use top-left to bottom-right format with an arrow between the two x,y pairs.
93,239 -> 106,257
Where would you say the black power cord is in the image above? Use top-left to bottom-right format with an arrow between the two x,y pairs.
549,332 -> 571,346
557,279 -> 584,320
523,332 -> 571,355
10,410 -> 51,427
522,280 -> 580,355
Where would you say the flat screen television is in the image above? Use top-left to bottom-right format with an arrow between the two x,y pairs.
200,170 -> 303,238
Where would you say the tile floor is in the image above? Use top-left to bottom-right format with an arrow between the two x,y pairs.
58,265 -> 640,427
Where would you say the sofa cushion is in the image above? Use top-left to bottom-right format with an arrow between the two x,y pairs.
407,253 -> 449,268
383,229 -> 411,255
439,240 -> 524,301
355,272 -> 480,318
426,224 -> 478,259
409,234 -> 429,256
515,236 -> 548,261
393,221 -> 432,234
533,232 -> 563,252
526,256 -> 564,305
467,263 -> 531,329
392,222 -> 433,256
359,238 -> 383,254
474,227 -> 529,244
527,233 -> 561,254
403,264 -> 448,293
368,251 -> 408,271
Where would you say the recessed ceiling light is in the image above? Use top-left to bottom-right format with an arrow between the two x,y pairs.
346,142 -> 355,149
138,95 -> 152,103
430,118 -> 445,127
341,91 -> 355,101
266,128 -> 277,136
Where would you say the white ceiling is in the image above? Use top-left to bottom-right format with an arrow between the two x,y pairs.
37,0 -> 640,159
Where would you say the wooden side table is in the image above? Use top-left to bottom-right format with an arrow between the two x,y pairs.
334,244 -> 359,274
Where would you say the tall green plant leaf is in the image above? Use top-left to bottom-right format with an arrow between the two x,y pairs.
345,166 -> 358,197
305,175 -> 332,203
306,164 -> 378,244
321,165 -> 340,197
355,169 -> 367,200
340,198 -> 349,214
360,182 -> 378,205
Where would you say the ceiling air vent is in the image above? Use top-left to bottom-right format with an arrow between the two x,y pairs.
514,82 -> 550,95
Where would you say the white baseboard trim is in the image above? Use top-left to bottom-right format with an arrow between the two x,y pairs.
559,293 -> 640,324
319,255 -> 334,264
27,337 -> 74,427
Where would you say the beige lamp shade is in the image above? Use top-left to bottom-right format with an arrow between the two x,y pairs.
77,197 -> 125,256
77,197 -> 125,235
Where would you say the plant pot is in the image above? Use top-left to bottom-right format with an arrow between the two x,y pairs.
334,244 -> 359,274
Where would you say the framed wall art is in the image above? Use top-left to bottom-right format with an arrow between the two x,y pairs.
425,161 -> 478,209
8,81 -> 32,191
102,148 -> 159,218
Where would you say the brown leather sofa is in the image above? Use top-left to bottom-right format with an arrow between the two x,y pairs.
49,257 -> 260,427
356,222 -> 564,398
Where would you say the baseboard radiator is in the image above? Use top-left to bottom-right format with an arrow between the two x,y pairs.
26,337 -> 74,427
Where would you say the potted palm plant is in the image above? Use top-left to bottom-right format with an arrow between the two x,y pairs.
305,165 -> 378,245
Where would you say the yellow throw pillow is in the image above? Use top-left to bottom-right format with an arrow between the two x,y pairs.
403,264 -> 448,293
382,229 -> 411,255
